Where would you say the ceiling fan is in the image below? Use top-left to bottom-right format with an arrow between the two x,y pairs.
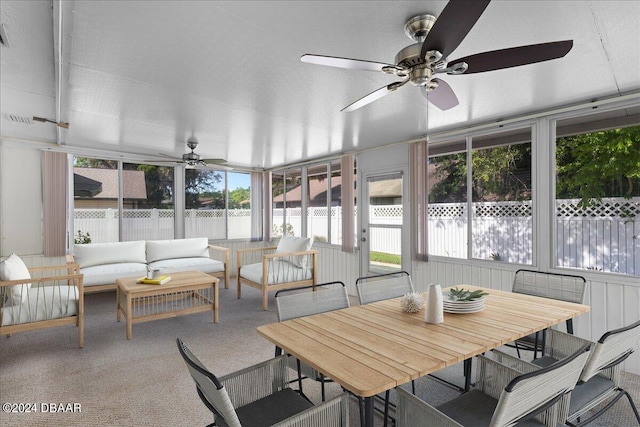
301,0 -> 573,112
154,137 -> 229,168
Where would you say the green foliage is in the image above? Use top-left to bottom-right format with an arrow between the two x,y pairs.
429,143 -> 532,203
229,187 -> 250,209
369,251 -> 401,265
74,230 -> 91,244
448,287 -> 488,301
556,126 -> 640,208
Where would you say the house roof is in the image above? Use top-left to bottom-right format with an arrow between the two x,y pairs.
73,168 -> 147,199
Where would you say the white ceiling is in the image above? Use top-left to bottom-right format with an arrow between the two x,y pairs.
1,0 -> 639,169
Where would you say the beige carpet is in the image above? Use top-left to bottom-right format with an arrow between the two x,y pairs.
0,286 -> 638,426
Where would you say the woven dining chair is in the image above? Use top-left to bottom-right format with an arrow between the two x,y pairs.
176,338 -> 349,427
355,271 -> 418,426
510,269 -> 586,358
275,281 -> 350,402
396,344 -> 591,427
355,271 -> 414,305
507,320 -> 640,427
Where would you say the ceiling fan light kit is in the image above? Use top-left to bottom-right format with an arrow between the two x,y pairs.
301,0 -> 573,112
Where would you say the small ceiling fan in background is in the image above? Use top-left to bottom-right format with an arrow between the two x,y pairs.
301,0 -> 573,112
153,137 -> 229,169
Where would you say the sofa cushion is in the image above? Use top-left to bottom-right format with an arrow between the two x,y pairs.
146,238 -> 209,263
80,263 -> 148,287
1,285 -> 79,326
240,261 -> 312,285
0,254 -> 31,305
275,236 -> 313,267
74,241 -> 146,268
148,257 -> 224,274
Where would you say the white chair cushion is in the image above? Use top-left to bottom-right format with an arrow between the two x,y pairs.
74,241 -> 146,268
80,263 -> 148,287
240,261 -> 312,285
0,254 -> 31,304
276,236 -> 313,267
1,285 -> 79,326
146,238 -> 209,263
148,257 -> 224,274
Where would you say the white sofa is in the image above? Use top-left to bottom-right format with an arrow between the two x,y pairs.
66,237 -> 230,293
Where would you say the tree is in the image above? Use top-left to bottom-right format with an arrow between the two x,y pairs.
185,169 -> 224,209
429,143 -> 531,203
229,187 -> 250,209
556,126 -> 640,207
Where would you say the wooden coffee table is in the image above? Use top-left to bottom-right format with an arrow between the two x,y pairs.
116,270 -> 219,339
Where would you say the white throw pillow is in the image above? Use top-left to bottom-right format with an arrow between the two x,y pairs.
0,254 -> 31,305
275,236 -> 313,267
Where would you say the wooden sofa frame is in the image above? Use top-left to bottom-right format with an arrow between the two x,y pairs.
66,244 -> 230,294
0,263 -> 84,348
236,246 -> 318,310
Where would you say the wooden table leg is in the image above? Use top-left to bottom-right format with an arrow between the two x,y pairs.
126,293 -> 133,340
213,280 -> 219,323
116,285 -> 121,322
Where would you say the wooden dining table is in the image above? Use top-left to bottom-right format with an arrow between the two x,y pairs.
257,285 -> 590,427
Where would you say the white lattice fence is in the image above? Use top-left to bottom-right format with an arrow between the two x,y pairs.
73,198 -> 639,275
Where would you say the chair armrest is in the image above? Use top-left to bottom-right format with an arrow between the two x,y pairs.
491,349 -> 539,373
236,246 -> 278,268
219,355 -> 289,408
207,245 -> 230,265
1,264 -> 84,293
544,329 -> 592,360
273,393 -> 349,427
396,388 -> 462,427
263,249 -> 318,261
475,354 -> 527,400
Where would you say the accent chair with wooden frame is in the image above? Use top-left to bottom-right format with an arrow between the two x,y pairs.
1,255 -> 84,348
236,237 -> 317,311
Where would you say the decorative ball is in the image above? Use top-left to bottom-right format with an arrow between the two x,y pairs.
400,292 -> 425,313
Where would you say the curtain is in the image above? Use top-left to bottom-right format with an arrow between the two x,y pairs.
340,154 -> 355,253
43,151 -> 67,256
262,171 -> 272,242
410,141 -> 429,262
250,171 -> 263,241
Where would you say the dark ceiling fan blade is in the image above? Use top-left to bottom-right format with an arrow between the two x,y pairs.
301,54 -> 396,72
421,0 -> 491,61
450,40 -> 574,74
422,79 -> 459,111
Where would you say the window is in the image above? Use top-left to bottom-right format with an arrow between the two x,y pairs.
555,110 -> 640,276
73,158 -> 119,243
427,127 -> 533,264
184,169 -> 252,240
272,158 -> 354,245
185,168 -> 225,239
471,130 -> 532,263
123,162 -> 175,241
72,158 -> 177,243
428,139 -> 467,259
